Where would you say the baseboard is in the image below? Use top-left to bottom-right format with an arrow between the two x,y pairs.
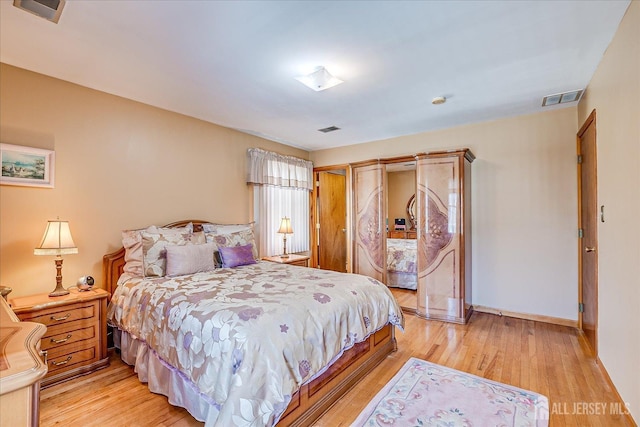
595,355 -> 638,426
473,305 -> 578,328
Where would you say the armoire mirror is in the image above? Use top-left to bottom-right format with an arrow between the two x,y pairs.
386,161 -> 417,312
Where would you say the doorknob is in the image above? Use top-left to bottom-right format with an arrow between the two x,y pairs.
585,247 -> 596,252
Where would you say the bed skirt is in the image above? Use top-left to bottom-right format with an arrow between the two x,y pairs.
114,328 -> 219,424
386,271 -> 417,290
113,324 -> 398,426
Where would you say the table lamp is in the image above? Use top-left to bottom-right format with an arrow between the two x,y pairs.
277,217 -> 293,258
34,219 -> 78,297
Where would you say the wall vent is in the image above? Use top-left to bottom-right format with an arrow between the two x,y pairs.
318,126 -> 341,133
13,0 -> 65,23
542,89 -> 583,107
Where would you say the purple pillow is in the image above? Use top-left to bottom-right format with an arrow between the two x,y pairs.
219,244 -> 257,268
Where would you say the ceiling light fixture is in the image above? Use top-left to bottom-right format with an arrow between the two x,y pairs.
542,89 -> 583,107
296,67 -> 343,92
431,96 -> 447,105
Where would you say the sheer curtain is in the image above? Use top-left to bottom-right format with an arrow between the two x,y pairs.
247,148 -> 313,257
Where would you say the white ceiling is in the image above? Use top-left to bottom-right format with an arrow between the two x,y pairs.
0,1 -> 630,151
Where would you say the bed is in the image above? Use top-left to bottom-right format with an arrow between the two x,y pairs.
386,238 -> 417,290
103,220 -> 403,427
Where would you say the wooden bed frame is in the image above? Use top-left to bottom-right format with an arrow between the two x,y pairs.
103,219 -> 397,426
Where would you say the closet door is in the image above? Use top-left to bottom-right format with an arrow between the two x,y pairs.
416,150 -> 473,323
352,162 -> 387,282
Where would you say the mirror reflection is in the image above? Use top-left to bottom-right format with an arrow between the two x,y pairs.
407,194 -> 416,231
386,161 -> 417,311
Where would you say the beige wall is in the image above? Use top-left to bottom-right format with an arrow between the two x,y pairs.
312,107 -> 580,321
0,63 -> 308,298
578,0 -> 639,420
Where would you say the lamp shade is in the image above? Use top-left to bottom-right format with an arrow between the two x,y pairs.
277,217 -> 293,234
34,220 -> 78,256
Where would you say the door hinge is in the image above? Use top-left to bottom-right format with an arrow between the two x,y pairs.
577,155 -> 583,164
579,303 -> 584,313
578,228 -> 584,238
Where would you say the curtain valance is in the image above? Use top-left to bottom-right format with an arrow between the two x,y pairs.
247,148 -> 314,191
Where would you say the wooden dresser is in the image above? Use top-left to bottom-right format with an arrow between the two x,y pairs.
9,288 -> 109,388
387,230 -> 417,239
0,296 -> 47,426
262,253 -> 310,267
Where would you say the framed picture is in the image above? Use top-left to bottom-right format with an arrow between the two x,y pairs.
0,143 -> 55,188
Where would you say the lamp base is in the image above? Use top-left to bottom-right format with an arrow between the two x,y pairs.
49,284 -> 69,297
280,254 -> 290,259
49,257 -> 70,297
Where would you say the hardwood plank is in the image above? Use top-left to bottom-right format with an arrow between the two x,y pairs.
40,312 -> 636,426
388,287 -> 416,310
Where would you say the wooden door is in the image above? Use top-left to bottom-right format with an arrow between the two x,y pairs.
352,162 -> 386,282
317,171 -> 347,272
578,110 -> 598,356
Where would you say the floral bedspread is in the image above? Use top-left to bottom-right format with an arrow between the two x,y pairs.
387,238 -> 417,273
107,261 -> 404,427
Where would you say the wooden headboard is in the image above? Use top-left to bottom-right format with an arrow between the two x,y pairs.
102,219 -> 209,299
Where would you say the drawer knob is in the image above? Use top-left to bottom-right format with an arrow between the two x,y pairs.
40,350 -> 48,365
50,334 -> 72,344
50,313 -> 71,322
51,355 -> 72,366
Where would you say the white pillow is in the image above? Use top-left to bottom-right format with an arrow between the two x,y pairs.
165,242 -> 216,277
201,222 -> 254,234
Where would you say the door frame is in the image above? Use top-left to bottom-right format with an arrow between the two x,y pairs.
576,109 -> 598,355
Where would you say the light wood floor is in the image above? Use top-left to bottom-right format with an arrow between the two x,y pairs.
389,287 -> 417,312
41,312 -> 635,426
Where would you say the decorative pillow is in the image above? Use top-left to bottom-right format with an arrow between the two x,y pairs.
121,223 -> 193,276
141,230 -> 205,277
165,242 -> 216,277
202,222 -> 255,234
199,238 -> 221,267
205,228 -> 258,260
219,244 -> 257,268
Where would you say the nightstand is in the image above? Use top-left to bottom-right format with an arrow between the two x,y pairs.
262,253 -> 310,267
9,288 -> 110,388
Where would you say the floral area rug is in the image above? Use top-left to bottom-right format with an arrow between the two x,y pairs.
352,357 -> 549,426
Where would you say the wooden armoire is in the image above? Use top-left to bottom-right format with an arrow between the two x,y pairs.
352,149 -> 474,324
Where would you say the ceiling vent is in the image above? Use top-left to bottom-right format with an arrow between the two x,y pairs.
13,0 -> 65,23
318,126 -> 341,133
542,89 -> 583,107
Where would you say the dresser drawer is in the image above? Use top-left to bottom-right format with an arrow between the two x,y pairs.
17,301 -> 97,327
41,322 -> 97,351
47,345 -> 98,376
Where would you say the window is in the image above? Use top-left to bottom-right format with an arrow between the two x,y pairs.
247,148 -> 313,257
